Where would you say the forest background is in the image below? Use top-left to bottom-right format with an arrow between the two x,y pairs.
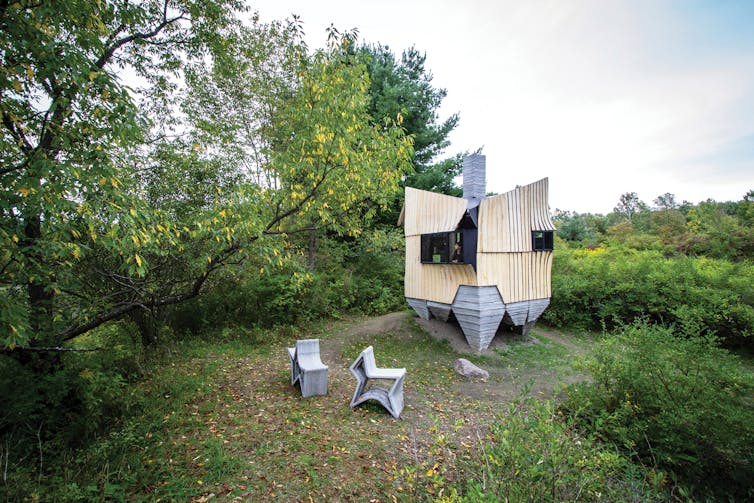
1,1 -> 752,501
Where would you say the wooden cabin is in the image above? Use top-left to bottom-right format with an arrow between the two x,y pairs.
398,154 -> 555,351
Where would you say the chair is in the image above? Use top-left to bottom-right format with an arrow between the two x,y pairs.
349,346 -> 406,418
287,339 -> 328,397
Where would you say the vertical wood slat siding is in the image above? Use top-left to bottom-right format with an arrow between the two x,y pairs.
479,189 -> 531,253
529,178 -> 556,231
478,193 -> 504,252
531,251 -> 553,299
510,190 -> 521,251
520,184 -> 530,252
405,235 -> 477,304
478,178 -> 554,253
403,187 -> 468,236
476,251 -> 553,303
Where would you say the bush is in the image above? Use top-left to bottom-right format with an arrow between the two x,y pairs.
444,391 -> 665,502
166,231 -> 406,334
562,321 -> 754,500
0,323 -> 141,501
543,247 -> 754,347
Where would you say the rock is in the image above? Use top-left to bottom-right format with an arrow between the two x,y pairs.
454,358 -> 489,379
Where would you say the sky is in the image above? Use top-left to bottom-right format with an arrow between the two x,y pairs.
252,0 -> 754,214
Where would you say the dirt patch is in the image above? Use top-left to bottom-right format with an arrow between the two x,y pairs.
534,326 -> 592,354
341,311 -> 410,338
320,310 -> 588,406
180,311 -> 592,501
414,316 -> 538,355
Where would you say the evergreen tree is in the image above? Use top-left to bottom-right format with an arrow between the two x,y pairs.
360,43 -> 462,196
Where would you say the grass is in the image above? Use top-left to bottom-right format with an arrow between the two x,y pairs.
8,313 -> 594,502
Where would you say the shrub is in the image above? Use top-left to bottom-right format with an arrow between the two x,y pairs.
543,248 -> 754,347
0,323 -> 141,501
166,264 -> 313,334
166,231 -> 406,334
562,321 -> 754,500
444,391 -> 665,502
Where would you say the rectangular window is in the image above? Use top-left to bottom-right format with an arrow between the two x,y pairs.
421,232 -> 464,263
532,230 -> 554,251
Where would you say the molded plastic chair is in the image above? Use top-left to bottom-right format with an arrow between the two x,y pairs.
287,339 -> 328,397
349,346 -> 405,418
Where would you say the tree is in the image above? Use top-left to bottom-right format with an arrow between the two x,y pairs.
684,198 -> 754,261
613,192 -> 647,220
553,210 -> 597,243
360,44 -> 462,195
738,189 -> 754,226
1,3 -> 412,356
0,0 -> 247,359
653,192 -> 678,210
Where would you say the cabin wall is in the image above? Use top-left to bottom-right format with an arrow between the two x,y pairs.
476,251 -> 553,303
472,177 -> 554,303
478,178 -> 555,253
402,187 -> 468,236
405,235 -> 477,304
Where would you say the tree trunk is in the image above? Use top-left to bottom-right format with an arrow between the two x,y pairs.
19,214 -> 60,372
308,222 -> 316,271
130,309 -> 159,347
25,215 -> 54,339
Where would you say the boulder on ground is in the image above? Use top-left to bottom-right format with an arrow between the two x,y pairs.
454,358 -> 489,379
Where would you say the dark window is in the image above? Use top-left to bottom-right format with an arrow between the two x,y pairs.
532,230 -> 554,251
421,231 -> 464,263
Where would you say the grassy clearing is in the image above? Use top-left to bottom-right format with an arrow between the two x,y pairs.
47,312 -> 592,502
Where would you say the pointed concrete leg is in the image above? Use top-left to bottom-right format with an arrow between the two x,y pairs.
406,298 -> 430,320
452,286 -> 505,352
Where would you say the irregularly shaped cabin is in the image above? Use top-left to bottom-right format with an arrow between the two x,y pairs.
398,154 -> 555,352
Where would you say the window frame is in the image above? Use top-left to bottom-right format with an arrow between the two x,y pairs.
532,230 -> 554,251
420,231 -> 465,264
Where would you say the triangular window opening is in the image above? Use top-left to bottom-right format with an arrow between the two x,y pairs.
457,209 -> 478,230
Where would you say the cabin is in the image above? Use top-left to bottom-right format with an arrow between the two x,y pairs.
398,154 -> 555,352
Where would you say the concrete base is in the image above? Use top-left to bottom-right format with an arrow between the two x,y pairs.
427,301 -> 453,321
407,293 -> 551,352
406,298 -> 430,320
451,286 -> 505,352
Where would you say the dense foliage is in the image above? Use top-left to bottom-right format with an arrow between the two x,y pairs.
166,228 -> 406,334
445,393 -> 667,502
1,0 -> 248,352
1,1 -> 412,494
554,190 -> 754,262
549,191 -> 754,348
1,1 -> 412,354
360,43 -> 462,195
538,191 -> 754,499
543,247 -> 754,346
562,322 -> 754,500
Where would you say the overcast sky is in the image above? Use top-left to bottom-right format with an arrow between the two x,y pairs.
252,0 -> 754,214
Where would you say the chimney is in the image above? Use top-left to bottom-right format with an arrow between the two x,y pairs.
463,154 -> 486,201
